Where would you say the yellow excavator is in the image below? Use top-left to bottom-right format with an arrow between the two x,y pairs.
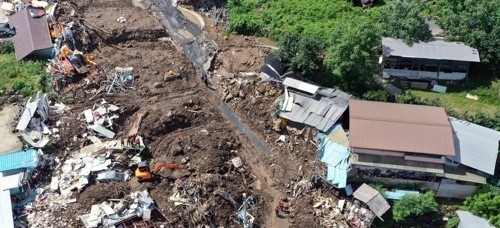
135,161 -> 184,182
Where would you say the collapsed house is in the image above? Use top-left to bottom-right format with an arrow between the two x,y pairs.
80,190 -> 166,227
0,148 -> 42,228
15,91 -> 51,148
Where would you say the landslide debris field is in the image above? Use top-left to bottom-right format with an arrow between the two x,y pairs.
10,0 -> 332,227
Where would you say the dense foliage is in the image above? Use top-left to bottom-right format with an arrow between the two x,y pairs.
431,0 -> 500,72
379,1 -> 432,45
464,185 -> 500,227
392,191 -> 438,222
0,42 -> 48,97
273,31 -> 324,77
324,19 -> 381,92
446,217 -> 460,228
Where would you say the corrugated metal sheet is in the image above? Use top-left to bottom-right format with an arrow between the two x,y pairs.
0,172 -> 23,192
0,190 -> 14,228
456,211 -> 494,228
282,77 -> 319,95
316,131 -> 350,188
353,184 -> 391,218
447,117 -> 500,175
9,7 -> 52,60
279,90 -> 350,132
350,153 -> 444,174
349,100 -> 455,156
382,37 -> 480,62
0,149 -> 39,172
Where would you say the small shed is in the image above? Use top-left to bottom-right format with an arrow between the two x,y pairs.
9,7 -> 52,60
353,183 -> 390,219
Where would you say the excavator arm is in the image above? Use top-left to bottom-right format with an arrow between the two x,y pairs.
152,163 -> 184,174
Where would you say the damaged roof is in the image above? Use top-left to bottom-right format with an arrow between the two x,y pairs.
9,7 -> 52,60
280,93 -> 351,132
279,80 -> 352,132
349,100 -> 455,156
447,117 -> 500,175
382,37 -> 480,62
353,183 -> 390,218
282,77 -> 320,95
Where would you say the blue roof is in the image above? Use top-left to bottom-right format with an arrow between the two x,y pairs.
317,131 -> 350,188
385,189 -> 420,200
0,149 -> 39,172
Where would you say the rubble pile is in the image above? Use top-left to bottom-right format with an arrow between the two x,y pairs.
312,194 -> 348,228
345,200 -> 376,228
81,99 -> 121,139
79,190 -> 167,228
15,91 -> 68,148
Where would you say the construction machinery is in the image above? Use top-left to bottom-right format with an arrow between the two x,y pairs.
135,161 -> 184,182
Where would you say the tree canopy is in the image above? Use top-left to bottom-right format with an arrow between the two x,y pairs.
323,19 -> 381,93
274,31 -> 324,77
392,191 -> 438,222
379,1 -> 433,45
432,0 -> 500,72
464,185 -> 500,227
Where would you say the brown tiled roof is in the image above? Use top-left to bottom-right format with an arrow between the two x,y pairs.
349,100 -> 455,156
9,7 -> 52,60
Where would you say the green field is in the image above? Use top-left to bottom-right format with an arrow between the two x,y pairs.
0,43 -> 48,97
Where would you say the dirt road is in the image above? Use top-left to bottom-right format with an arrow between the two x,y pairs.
0,105 -> 22,154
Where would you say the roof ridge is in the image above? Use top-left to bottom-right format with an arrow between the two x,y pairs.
351,115 -> 451,127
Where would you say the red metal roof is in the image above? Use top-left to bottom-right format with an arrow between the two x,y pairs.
9,7 -> 52,60
349,100 -> 455,156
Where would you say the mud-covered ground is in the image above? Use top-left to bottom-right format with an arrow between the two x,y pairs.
27,0 -> 327,227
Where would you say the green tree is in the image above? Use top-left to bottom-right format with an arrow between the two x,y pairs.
392,191 -> 438,222
362,89 -> 389,102
323,18 -> 381,93
464,185 -> 500,227
447,217 -> 460,228
274,31 -> 324,77
433,0 -> 500,72
379,1 -> 432,45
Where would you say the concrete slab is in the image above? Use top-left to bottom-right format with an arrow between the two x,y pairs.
0,106 -> 22,154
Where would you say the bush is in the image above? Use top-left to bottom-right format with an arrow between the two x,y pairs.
464,185 -> 500,227
392,191 -> 438,222
363,89 -> 389,102
447,217 -> 460,228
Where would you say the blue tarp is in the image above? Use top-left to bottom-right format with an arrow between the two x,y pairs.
316,130 -> 350,188
0,149 -> 39,173
384,189 -> 420,200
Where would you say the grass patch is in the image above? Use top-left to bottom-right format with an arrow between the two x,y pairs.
0,42 -> 49,97
411,83 -> 500,116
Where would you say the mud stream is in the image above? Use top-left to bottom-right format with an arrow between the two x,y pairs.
150,0 -> 272,156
